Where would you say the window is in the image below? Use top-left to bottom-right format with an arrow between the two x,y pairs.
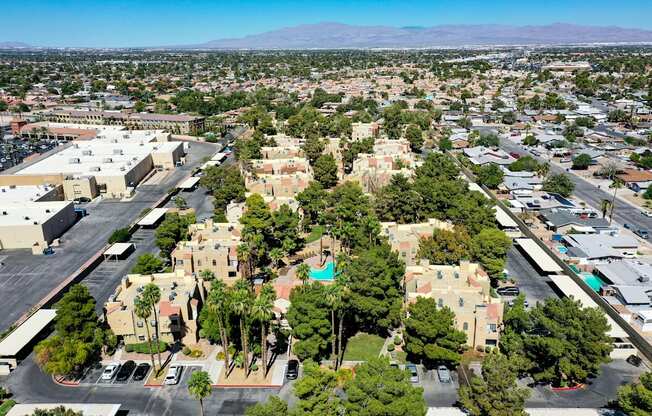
138,335 -> 145,341
463,322 -> 469,331
150,320 -> 156,327
437,271 -> 443,280
137,321 -> 144,328
487,324 -> 497,333
228,271 -> 237,278
454,272 -> 459,279
438,298 -> 444,307
458,297 -> 464,307
212,259 -> 217,266
197,260 -> 202,267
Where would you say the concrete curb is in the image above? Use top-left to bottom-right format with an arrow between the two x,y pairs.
52,375 -> 80,387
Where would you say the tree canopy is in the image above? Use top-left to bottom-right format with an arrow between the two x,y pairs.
618,371 -> 652,416
543,173 -> 575,197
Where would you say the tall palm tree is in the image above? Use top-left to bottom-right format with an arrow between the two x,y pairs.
296,263 -> 310,286
609,178 -> 624,225
206,280 -> 231,377
251,284 -> 276,377
269,247 -> 284,271
187,370 -> 212,416
324,285 -> 339,366
230,280 -> 253,376
237,243 -> 253,279
134,296 -> 156,370
600,199 -> 612,219
142,284 -> 162,369
333,273 -> 350,370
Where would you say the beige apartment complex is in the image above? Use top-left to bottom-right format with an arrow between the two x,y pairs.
243,157 -> 314,198
351,122 -> 379,141
405,261 -> 503,349
172,220 -> 242,285
381,219 -> 453,266
45,110 -> 205,134
105,271 -> 204,346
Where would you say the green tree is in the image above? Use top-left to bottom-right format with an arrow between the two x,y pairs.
500,297 -> 612,386
134,295 -> 156,370
245,397 -> 289,416
142,283 -> 163,368
302,134 -> 325,165
187,370 -> 212,416
251,284 -> 276,377
31,407 -> 83,416
231,280 -> 254,376
347,243 -> 405,334
343,357 -> 426,416
287,283 -> 332,361
417,227 -> 472,265
404,297 -> 466,367
618,372 -> 652,416
458,353 -> 530,416
471,228 -> 512,278
296,263 -> 311,286
542,173 -> 575,197
293,360 -> 341,416
131,253 -> 164,274
572,153 -> 592,170
313,154 -> 339,189
405,124 -> 424,152
200,165 -> 246,220
201,280 -> 232,375
296,182 -> 328,230
476,164 -> 504,189
509,156 -> 540,172
155,212 -> 195,258
108,227 -> 130,244
374,174 -> 423,224
438,136 -> 453,151
173,195 -> 187,209
609,178 -> 624,226
475,133 -> 500,148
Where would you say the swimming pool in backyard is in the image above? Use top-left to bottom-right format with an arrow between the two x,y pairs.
310,261 -> 336,281
581,272 -> 605,292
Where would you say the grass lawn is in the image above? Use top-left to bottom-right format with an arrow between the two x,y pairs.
393,351 -> 408,364
0,400 -> 16,416
342,333 -> 385,362
305,225 -> 325,244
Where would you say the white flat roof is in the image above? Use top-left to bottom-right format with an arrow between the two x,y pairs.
548,274 -> 628,338
211,152 -> 227,161
7,404 -> 121,416
104,242 -> 134,257
137,207 -> 168,226
178,176 -> 200,189
494,207 -> 518,228
201,160 -> 221,170
428,408 -> 615,416
0,185 -> 59,204
0,201 -> 72,227
0,309 -> 57,357
515,238 -> 563,273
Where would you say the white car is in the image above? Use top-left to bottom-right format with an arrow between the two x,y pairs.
164,365 -> 182,385
101,363 -> 120,381
642,210 -> 652,218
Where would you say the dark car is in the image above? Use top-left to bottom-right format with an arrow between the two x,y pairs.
635,229 -> 650,239
115,360 -> 136,382
286,359 -> 299,380
627,354 -> 642,367
496,286 -> 520,296
132,363 -> 151,381
73,197 -> 91,204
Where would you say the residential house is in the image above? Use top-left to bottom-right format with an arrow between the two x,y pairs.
381,219 -> 454,266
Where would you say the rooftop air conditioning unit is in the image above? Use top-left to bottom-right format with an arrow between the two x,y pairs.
113,149 -> 123,155
24,216 -> 29,220
45,209 -> 50,213
1,211 -> 6,215
1,189 -> 5,193
103,157 -> 113,163
120,166 -> 126,171
69,158 -> 81,164
90,166 -> 101,172
82,150 -> 92,156
33,221 -> 38,225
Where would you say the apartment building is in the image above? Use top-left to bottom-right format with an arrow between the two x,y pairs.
172,220 -> 242,285
260,145 -> 304,160
405,261 -> 503,349
348,152 -> 420,193
248,158 -> 312,175
45,110 -> 205,134
381,219 -> 454,266
243,157 -> 313,198
351,122 -> 379,141
104,270 -> 204,346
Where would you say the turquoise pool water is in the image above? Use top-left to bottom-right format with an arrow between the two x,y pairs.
581,272 -> 604,292
310,261 -> 336,281
556,245 -> 568,254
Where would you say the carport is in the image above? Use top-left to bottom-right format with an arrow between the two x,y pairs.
137,207 -> 169,228
177,176 -> 200,191
103,242 -> 135,261
0,309 -> 57,371
514,238 -> 563,274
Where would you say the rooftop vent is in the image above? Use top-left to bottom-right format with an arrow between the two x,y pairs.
103,157 -> 113,163
45,209 -> 51,213
640,274 -> 650,283
24,216 -> 29,220
2,211 -> 6,216
113,149 -> 123,155
69,158 -> 81,164
90,166 -> 101,172
82,150 -> 92,156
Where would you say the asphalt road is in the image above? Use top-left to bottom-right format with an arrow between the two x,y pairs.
0,141 -> 218,332
500,137 -> 652,233
506,246 -> 558,305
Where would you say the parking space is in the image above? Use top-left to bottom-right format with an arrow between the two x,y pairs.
419,366 -> 459,407
505,246 -> 558,305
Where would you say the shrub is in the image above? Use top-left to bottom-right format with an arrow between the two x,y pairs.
182,346 -> 191,356
387,343 -> 395,352
125,341 -> 168,354
250,363 -> 259,372
216,351 -> 225,360
108,227 -> 131,244
0,399 -> 16,416
393,335 -> 402,345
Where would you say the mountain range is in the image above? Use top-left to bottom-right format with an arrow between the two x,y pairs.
189,22 -> 652,49
0,41 -> 32,49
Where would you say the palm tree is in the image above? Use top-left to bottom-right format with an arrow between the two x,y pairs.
269,247 -> 284,271
231,280 -> 253,376
237,243 -> 254,279
296,263 -> 310,286
609,178 -> 624,225
251,284 -> 276,377
334,276 -> 350,370
324,285 -> 339,366
187,370 -> 212,416
134,296 -> 156,370
600,199 -> 612,219
142,284 -> 162,369
206,280 -> 231,377
537,162 -> 550,178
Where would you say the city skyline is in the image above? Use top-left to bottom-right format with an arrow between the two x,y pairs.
2,0 -> 652,47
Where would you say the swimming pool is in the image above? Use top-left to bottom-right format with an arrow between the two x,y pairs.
581,272 -> 604,292
556,245 -> 568,254
310,261 -> 336,281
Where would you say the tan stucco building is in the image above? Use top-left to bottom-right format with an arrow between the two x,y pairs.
381,219 -> 454,266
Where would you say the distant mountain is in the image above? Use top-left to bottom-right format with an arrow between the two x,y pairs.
188,22 -> 652,49
0,41 -> 32,49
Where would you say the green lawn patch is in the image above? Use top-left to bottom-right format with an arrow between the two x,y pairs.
305,225 -> 325,244
125,341 -> 168,354
342,333 -> 385,362
394,351 -> 408,364
0,400 -> 16,416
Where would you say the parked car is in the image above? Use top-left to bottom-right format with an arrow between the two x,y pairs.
624,223 -> 632,229
508,299 -> 529,308
405,363 -> 419,383
115,360 -> 136,382
132,363 -> 151,381
641,210 -> 652,217
496,286 -> 520,296
627,354 -> 642,367
73,197 -> 91,204
437,365 -> 451,383
286,359 -> 299,380
101,363 -> 121,381
164,365 -> 182,385
635,229 -> 650,239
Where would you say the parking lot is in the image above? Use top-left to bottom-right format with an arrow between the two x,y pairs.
0,140 -> 218,332
505,246 -> 559,305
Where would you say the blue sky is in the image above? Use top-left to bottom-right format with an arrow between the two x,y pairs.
2,0 -> 652,47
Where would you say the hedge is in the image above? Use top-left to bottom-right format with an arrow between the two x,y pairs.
125,341 -> 168,354
0,400 -> 16,416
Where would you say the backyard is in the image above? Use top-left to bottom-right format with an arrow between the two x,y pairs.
342,333 -> 385,362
